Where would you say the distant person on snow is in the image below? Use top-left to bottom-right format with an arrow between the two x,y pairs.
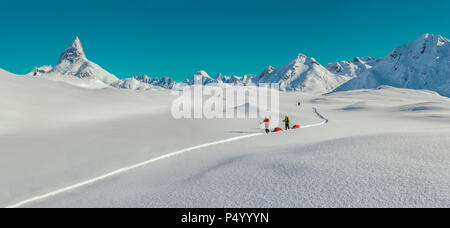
297,101 -> 301,107
283,116 -> 290,130
261,117 -> 270,134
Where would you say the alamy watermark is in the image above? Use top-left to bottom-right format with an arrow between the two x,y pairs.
170,83 -> 280,125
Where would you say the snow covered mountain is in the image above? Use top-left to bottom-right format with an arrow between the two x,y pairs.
110,78 -> 153,90
241,74 -> 256,85
20,38 -> 361,93
334,34 -> 450,97
214,73 -> 225,84
255,65 -> 275,82
28,37 -> 174,90
153,77 -> 176,89
48,37 -> 119,84
326,57 -> 380,78
182,57 -> 351,93
132,74 -> 176,89
187,70 -> 215,85
184,71 -> 259,87
258,54 -> 351,92
214,73 -> 246,86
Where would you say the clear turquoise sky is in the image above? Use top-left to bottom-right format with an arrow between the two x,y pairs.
1,0 -> 449,81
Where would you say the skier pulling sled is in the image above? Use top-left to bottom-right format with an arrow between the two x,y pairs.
282,115 -> 290,130
261,117 -> 271,134
260,116 -> 301,134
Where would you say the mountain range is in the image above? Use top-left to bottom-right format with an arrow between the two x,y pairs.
21,34 -> 450,97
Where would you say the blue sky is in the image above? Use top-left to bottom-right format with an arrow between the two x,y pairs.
0,0 -> 449,81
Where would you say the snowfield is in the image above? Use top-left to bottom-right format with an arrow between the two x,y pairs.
1,69 -> 449,208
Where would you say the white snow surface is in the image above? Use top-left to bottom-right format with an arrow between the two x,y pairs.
1,69 -> 449,208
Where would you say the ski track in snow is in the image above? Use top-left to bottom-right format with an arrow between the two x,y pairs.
6,108 -> 328,208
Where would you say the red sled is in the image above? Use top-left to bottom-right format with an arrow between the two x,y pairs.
293,125 -> 300,129
273,127 -> 283,132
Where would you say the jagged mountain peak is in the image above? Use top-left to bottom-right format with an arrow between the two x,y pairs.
48,37 -> 119,84
290,53 -> 307,63
257,53 -> 351,93
188,70 -> 214,85
130,74 -> 176,89
133,74 -> 153,83
351,56 -> 372,63
57,36 -> 86,64
287,53 -> 321,67
262,65 -> 275,73
326,56 -> 379,78
256,66 -> 275,80
417,33 -> 448,43
214,73 -> 229,83
408,33 -> 448,55
386,33 -> 449,63
195,70 -> 211,78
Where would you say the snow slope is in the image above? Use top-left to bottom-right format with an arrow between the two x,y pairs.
1,68 -> 449,208
0,70 -> 164,135
334,34 -> 450,97
18,87 -> 450,208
